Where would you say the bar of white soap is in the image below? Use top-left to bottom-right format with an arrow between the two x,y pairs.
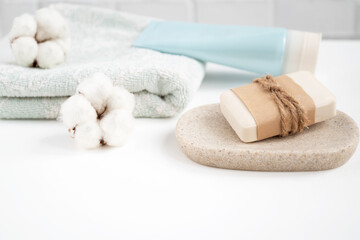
220,71 -> 336,143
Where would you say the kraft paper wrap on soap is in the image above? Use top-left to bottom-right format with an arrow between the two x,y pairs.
231,75 -> 316,140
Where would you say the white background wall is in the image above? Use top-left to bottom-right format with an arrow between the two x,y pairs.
0,0 -> 359,39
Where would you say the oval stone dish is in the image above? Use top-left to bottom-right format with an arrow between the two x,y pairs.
175,104 -> 359,171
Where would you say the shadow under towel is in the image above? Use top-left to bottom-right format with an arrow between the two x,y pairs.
0,4 -> 205,119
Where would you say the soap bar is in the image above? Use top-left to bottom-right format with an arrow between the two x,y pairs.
220,71 -> 336,142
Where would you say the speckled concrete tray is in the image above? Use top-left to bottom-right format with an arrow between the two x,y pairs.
176,104 -> 359,171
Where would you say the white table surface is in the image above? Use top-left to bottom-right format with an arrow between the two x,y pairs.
1,40 -> 359,240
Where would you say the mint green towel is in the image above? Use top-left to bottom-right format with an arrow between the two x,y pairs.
0,4 -> 205,119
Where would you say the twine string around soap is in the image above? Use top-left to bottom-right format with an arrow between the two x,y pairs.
253,74 -> 308,137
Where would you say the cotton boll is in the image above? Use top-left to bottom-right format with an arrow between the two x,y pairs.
60,94 -> 97,131
106,86 -> 135,114
35,8 -> 68,42
8,13 -> 37,42
9,8 -> 70,69
11,37 -> 38,67
36,41 -> 65,68
100,109 -> 135,147
76,73 -> 114,115
75,122 -> 103,149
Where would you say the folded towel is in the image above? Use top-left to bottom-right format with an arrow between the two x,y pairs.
0,4 -> 205,119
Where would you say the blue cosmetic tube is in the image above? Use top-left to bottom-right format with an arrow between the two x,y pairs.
133,21 -> 321,76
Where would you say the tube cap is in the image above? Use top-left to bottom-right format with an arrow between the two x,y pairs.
282,30 -> 322,74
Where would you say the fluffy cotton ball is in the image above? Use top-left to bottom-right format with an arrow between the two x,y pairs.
76,73 -> 114,115
8,13 -> 37,42
75,121 -> 103,149
100,109 -> 135,147
9,8 -> 69,69
106,86 -> 135,114
60,94 -> 97,131
11,37 -> 38,67
61,73 -> 136,149
36,41 -> 65,68
35,8 -> 68,42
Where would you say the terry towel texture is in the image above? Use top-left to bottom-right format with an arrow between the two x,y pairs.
0,4 -> 205,119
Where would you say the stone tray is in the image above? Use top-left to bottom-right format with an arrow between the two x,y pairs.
176,104 -> 359,171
